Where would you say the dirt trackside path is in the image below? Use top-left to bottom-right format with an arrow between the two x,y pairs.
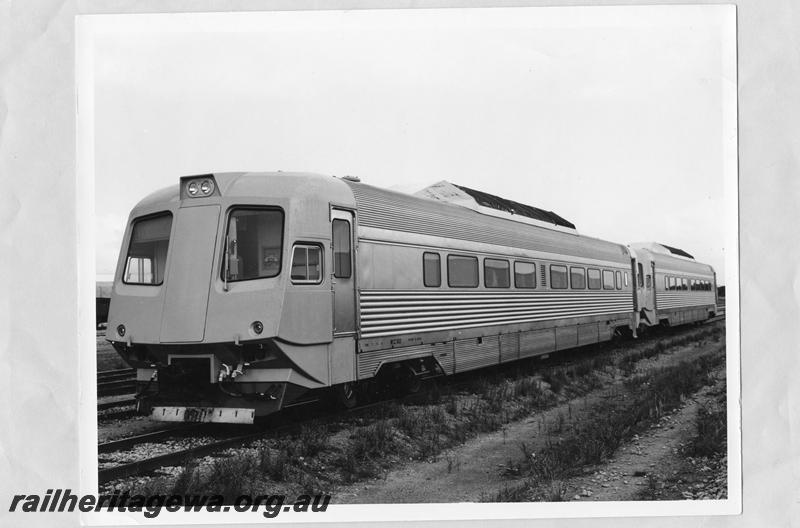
560,365 -> 726,502
336,331 -> 726,504
337,399 -> 576,503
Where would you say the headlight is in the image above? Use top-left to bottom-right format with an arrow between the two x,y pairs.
200,179 -> 214,195
181,174 -> 218,199
117,324 -> 126,337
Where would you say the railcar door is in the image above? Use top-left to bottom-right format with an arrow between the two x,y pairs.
331,209 -> 356,335
637,255 -> 656,325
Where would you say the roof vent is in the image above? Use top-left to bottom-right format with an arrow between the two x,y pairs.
415,180 -> 576,232
342,175 -> 361,183
658,243 -> 695,259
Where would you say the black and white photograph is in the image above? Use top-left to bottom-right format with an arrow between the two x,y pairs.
17,1 -> 800,527
79,6 -> 740,521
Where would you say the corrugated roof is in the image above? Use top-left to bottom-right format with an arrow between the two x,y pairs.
453,184 -> 576,230
346,180 -> 629,263
659,243 -> 694,260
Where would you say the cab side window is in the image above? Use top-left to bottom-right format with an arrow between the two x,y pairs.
290,244 -> 323,284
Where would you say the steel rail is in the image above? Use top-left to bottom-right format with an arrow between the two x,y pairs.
98,425 -> 205,454
97,380 -> 137,397
97,368 -> 135,380
97,398 -> 138,412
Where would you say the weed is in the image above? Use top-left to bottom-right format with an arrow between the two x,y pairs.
445,452 -> 461,473
545,480 -> 568,502
688,384 -> 727,457
490,481 -> 532,502
295,423 -> 329,457
171,460 -> 201,494
542,369 -> 568,393
445,395 -> 459,416
258,447 -> 289,482
640,473 -> 660,500
297,471 -> 327,495
205,454 -> 260,501
353,420 -> 394,458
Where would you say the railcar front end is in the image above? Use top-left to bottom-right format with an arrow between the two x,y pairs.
105,173 -> 359,423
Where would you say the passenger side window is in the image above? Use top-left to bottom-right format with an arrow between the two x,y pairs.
484,258 -> 510,288
587,268 -> 601,290
570,267 -> 586,289
448,255 -> 479,288
290,244 -> 322,283
332,219 -> 351,279
646,274 -> 652,289
423,252 -> 441,287
550,265 -> 568,289
603,270 -> 615,290
681,278 -> 688,291
514,261 -> 536,289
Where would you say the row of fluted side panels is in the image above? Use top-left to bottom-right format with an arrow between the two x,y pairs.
359,290 -> 634,337
657,292 -> 716,310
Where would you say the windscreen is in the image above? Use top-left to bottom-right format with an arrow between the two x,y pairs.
124,213 -> 173,285
224,208 -> 284,281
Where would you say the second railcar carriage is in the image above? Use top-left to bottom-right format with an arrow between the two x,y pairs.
106,172 -> 640,423
628,242 -> 718,328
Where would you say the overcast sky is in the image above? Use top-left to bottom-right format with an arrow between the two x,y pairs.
91,6 -> 735,283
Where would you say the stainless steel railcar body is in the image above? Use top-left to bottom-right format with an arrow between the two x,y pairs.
347,180 -> 635,381
106,172 -> 711,424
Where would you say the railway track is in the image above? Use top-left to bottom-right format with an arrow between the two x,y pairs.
99,425 -> 206,454
97,368 -> 136,397
97,398 -> 138,412
98,396 -> 402,484
97,398 -> 139,421
97,319 -> 725,485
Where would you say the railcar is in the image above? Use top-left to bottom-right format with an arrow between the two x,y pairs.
628,242 -> 718,328
105,172 -> 714,424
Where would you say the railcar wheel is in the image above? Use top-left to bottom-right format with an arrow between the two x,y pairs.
399,365 -> 422,395
334,382 -> 358,409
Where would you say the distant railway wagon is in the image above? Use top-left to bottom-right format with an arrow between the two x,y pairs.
105,173 -> 718,424
96,281 -> 113,327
